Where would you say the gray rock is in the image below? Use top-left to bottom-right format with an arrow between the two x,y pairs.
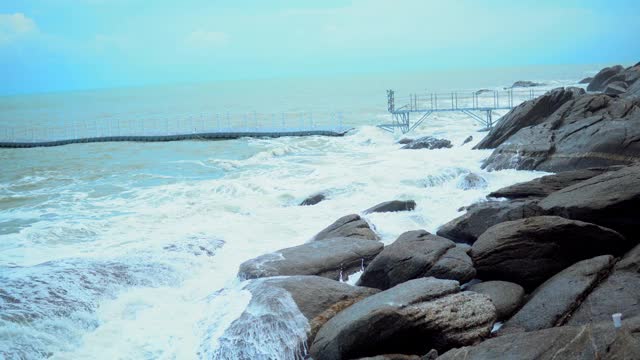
579,77 -> 593,84
510,80 -> 544,88
539,164 -> 640,240
354,355 -> 421,360
456,173 -> 488,190
438,316 -> 640,360
401,136 -> 453,150
357,230 -> 475,290
397,138 -> 414,144
364,200 -> 416,214
300,193 -> 326,206
436,200 -> 544,245
587,64 -> 624,91
471,216 -> 629,289
238,237 -> 383,281
502,255 -> 615,332
313,214 -> 379,241
468,281 -> 525,321
474,87 -> 584,149
461,136 -> 473,146
309,278 -> 496,360
604,80 -> 629,96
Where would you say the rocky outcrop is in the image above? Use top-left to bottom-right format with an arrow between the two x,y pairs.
474,87 -> 585,149
456,173 -> 488,190
471,216 -> 629,289
481,93 -> 640,171
587,65 -> 624,91
436,200 -> 544,244
439,316 -> 640,360
468,281 -> 525,321
502,255 -> 615,333
578,77 -> 593,84
357,230 -> 475,290
510,81 -> 544,88
238,237 -> 383,281
309,278 -> 496,360
604,81 -> 629,96
539,164 -> 640,240
300,193 -> 326,206
364,200 -> 416,214
401,136 -> 452,150
312,214 -> 379,241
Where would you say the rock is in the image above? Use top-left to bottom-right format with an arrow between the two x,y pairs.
604,80 -> 629,96
364,200 -> 416,214
627,77 -> 640,98
578,77 -> 593,84
438,316 -> 640,360
474,87 -> 585,149
488,166 -> 619,199
397,138 -> 414,144
309,278 -> 496,359
468,281 -> 525,321
401,136 -> 453,150
502,255 -> 615,332
587,64 -> 624,91
456,173 -> 488,190
211,276 -> 378,359
300,193 -> 326,206
481,93 -> 640,171
354,355 -> 421,360
357,230 -> 475,290
436,200 -> 544,245
539,164 -> 640,240
461,135 -> 473,146
510,80 -> 544,88
238,237 -> 384,281
568,244 -> 640,326
471,216 -> 629,289
313,214 -> 379,241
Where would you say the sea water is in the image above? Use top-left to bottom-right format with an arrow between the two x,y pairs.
0,64 -> 600,359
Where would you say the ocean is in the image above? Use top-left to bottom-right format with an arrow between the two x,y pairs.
0,63 -> 602,359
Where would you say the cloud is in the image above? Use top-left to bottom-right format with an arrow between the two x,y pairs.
0,13 -> 38,45
185,30 -> 229,49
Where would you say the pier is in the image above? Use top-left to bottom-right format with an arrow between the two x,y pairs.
380,88 -> 544,133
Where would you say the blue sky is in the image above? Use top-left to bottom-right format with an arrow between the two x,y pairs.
1,0 -> 639,95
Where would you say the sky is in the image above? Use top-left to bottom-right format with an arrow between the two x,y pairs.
1,0 -> 639,95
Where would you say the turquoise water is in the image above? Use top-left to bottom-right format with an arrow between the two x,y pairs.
0,64 -> 601,359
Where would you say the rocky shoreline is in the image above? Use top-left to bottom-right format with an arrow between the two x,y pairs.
229,63 -> 640,359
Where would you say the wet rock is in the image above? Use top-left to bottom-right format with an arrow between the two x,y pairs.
238,237 -> 384,281
436,200 -> 544,244
468,281 -> 525,321
364,200 -> 416,214
539,164 -> 640,240
357,230 -> 475,290
438,316 -> 640,360
397,138 -> 414,144
604,80 -> 629,96
456,173 -> 488,190
578,77 -> 593,84
474,87 -> 584,149
510,80 -> 544,88
354,355 -> 422,360
568,244 -> 640,326
309,278 -> 496,360
313,214 -> 379,241
401,136 -> 453,150
300,193 -> 326,206
488,166 -> 619,199
587,64 -> 624,91
502,255 -> 615,333
471,216 -> 629,289
461,136 -> 473,146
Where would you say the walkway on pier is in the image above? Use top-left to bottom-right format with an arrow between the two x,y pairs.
379,88 -> 544,133
0,112 -> 349,148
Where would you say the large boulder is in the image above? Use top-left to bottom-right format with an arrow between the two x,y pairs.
401,136 -> 452,150
309,278 -> 496,360
474,87 -> 585,149
539,164 -> 640,240
364,200 -> 416,214
604,81 -> 629,96
210,276 -> 379,359
300,193 -> 326,206
502,255 -> 615,333
587,64 -> 624,91
357,230 -> 475,290
238,237 -> 383,281
470,216 -> 629,289
456,173 -> 488,190
436,200 -> 544,245
439,316 -> 640,360
312,214 -> 379,241
568,244 -> 640,326
468,281 -> 525,321
482,93 -> 640,171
